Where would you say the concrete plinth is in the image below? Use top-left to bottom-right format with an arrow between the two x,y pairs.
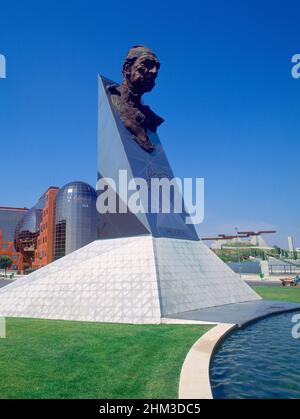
0,236 -> 260,323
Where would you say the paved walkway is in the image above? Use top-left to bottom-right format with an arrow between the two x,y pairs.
242,274 -> 285,287
0,279 -> 14,289
245,279 -> 281,287
164,300 -> 300,327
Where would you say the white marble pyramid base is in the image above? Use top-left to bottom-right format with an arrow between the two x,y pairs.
0,236 -> 260,324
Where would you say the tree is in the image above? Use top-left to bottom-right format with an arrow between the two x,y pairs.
0,256 -> 13,277
273,245 -> 281,256
284,250 -> 289,258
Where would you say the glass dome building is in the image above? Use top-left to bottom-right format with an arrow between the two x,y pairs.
54,181 -> 98,260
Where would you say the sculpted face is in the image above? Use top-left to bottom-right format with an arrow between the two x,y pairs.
128,54 -> 160,94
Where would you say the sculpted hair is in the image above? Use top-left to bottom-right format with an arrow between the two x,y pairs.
122,45 -> 158,79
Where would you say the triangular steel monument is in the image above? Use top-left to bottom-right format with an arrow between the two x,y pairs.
0,47 -> 260,323
97,75 -> 199,242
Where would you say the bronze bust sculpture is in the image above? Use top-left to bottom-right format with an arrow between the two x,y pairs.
108,45 -> 164,153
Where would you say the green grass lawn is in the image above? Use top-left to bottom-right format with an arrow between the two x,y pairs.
252,285 -> 300,303
0,318 -> 211,399
2,286 -> 298,399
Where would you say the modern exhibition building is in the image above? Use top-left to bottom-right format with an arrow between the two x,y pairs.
0,181 -> 98,273
54,182 -> 98,260
0,206 -> 29,270
14,187 -> 59,271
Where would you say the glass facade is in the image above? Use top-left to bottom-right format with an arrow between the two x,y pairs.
14,195 -> 46,267
0,207 -> 28,251
54,181 -> 98,260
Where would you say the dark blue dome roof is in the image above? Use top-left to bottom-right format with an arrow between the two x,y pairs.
56,181 -> 97,201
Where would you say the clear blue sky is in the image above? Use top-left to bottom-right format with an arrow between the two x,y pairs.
0,0 -> 299,247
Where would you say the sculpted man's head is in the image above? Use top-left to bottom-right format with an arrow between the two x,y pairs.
122,45 -> 160,95
108,45 -> 163,153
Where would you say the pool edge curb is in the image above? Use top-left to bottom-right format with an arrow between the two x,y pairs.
178,323 -> 236,399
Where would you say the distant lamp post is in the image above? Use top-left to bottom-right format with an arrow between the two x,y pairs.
235,227 -> 242,278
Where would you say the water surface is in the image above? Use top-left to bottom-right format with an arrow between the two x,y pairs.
210,311 -> 300,399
